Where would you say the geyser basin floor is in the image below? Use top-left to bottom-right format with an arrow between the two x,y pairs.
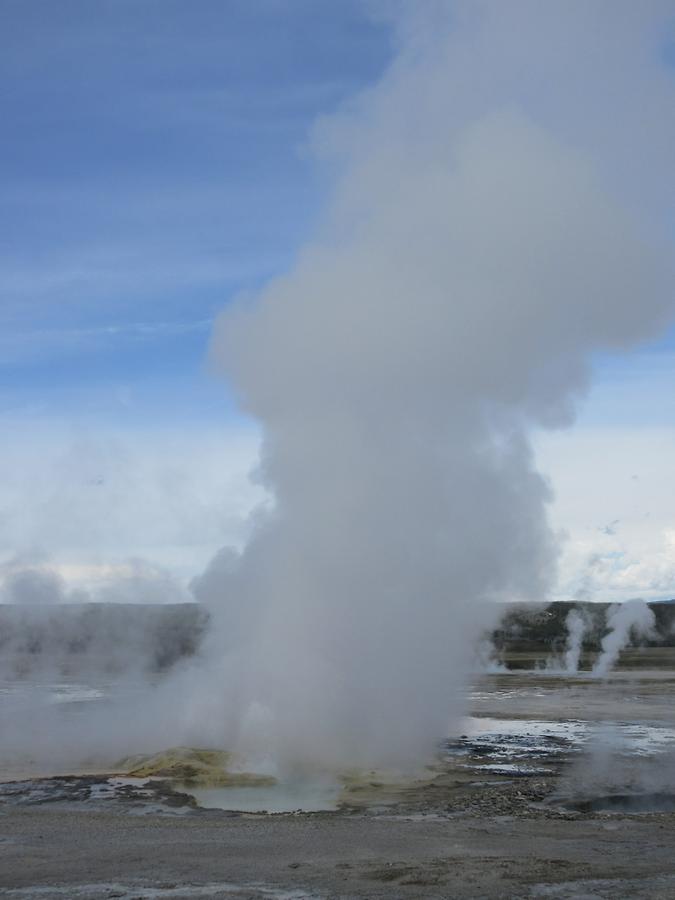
2,669 -> 675,897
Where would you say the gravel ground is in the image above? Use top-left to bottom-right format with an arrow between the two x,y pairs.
2,804 -> 675,899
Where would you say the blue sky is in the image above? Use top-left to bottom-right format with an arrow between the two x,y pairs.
1,1 -> 392,424
2,1 -> 674,430
1,2 -> 674,603
3,1 -> 675,429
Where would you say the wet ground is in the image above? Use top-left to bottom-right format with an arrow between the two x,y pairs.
2,662 -> 675,897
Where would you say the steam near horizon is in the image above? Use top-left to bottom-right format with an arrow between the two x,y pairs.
1,2 -> 675,772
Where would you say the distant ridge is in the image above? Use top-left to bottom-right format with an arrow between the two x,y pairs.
490,600 -> 675,670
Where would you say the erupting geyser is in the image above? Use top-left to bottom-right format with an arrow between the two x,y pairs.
198,5 -> 675,770
3,3 -> 674,781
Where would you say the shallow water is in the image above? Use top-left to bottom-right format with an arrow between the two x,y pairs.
187,781 -> 341,813
0,677 -> 111,706
459,715 -> 675,756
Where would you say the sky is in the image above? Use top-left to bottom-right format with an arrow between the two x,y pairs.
1,1 -> 675,603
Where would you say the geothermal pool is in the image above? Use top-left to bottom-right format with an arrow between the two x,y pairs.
187,782 -> 341,813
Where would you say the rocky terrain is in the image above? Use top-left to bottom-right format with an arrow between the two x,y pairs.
2,664 -> 675,898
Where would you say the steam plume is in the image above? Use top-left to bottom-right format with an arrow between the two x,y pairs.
203,3 -> 675,770
562,609 -> 591,674
474,636 -> 506,674
592,599 -> 657,677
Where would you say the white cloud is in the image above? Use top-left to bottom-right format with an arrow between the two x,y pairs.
2,414 -> 672,606
537,425 -> 675,601
0,418 -> 264,593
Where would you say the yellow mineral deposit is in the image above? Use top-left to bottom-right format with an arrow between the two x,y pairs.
118,747 -> 276,787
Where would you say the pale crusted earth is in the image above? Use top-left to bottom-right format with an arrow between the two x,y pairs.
2,660 -> 675,899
